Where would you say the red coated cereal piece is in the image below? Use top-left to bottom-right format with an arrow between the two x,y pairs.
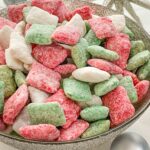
3,84 -> 28,125
88,59 -> 123,74
58,120 -> 89,141
19,124 -> 60,141
52,25 -> 81,45
135,80 -> 150,102
54,2 -> 71,23
0,17 -> 16,29
88,17 -> 117,39
26,62 -> 61,93
54,64 -> 77,77
46,89 -> 81,129
32,43 -> 68,69
0,116 -> 6,131
105,33 -> 131,69
8,4 -> 27,23
31,0 -> 62,14
0,50 -> 6,65
68,6 -> 93,20
102,86 -> 135,126
123,70 -> 140,85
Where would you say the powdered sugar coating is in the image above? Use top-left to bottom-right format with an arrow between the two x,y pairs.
122,70 -> 139,85
54,2 -> 71,23
88,17 -> 117,39
3,84 -> 28,125
105,33 -> 131,69
69,6 -> 93,20
32,43 -> 68,69
31,0 -> 62,14
19,124 -> 60,141
58,120 -> 89,141
135,80 -> 150,102
54,64 -> 76,77
88,59 -> 123,74
0,17 -> 16,29
26,62 -> 61,93
52,25 -> 81,45
102,86 -> 135,126
46,89 -> 81,129
8,4 -> 27,23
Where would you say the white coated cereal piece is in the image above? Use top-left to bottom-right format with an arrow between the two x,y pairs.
59,43 -> 72,50
26,6 -> 58,26
78,95 -> 102,109
67,14 -> 86,37
5,48 -> 24,71
0,26 -> 13,49
72,67 -> 111,83
28,86 -> 49,103
13,107 -> 30,134
9,31 -> 34,64
108,15 -> 126,32
15,21 -> 26,35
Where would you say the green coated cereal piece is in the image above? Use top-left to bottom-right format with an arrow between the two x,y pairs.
25,24 -> 56,45
130,40 -> 145,57
80,106 -> 109,122
71,38 -> 90,68
0,65 -> 16,98
63,78 -> 92,102
146,75 -> 150,81
81,120 -> 110,138
120,76 -> 138,103
127,50 -> 150,71
85,30 -> 101,46
0,65 -> 13,78
87,45 -> 119,61
27,102 -> 66,126
2,78 -> 16,98
15,70 -> 26,87
0,81 -> 5,114
122,26 -> 135,40
94,76 -> 119,96
84,21 -> 91,33
137,60 -> 150,80
23,7 -> 31,20
78,95 -> 102,109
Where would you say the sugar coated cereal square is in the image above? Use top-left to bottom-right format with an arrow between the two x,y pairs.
8,4 -> 27,23
19,124 -> 60,141
102,86 -> 135,126
58,120 -> 89,141
88,17 -> 117,39
3,84 -> 28,125
105,33 -> 131,69
32,43 -> 68,69
26,62 -> 61,93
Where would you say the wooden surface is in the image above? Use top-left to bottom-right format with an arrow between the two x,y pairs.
0,0 -> 150,149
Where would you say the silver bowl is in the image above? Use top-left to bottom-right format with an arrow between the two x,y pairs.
0,0 -> 150,150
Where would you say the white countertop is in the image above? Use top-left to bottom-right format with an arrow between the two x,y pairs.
0,0 -> 150,149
